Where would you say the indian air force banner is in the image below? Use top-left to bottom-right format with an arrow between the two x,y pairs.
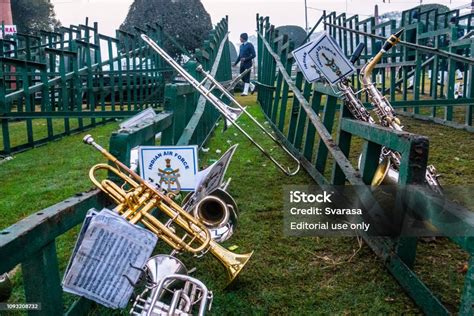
139,146 -> 199,192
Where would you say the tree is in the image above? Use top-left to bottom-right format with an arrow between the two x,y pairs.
229,42 -> 237,62
120,0 -> 212,57
415,4 -> 449,14
275,25 -> 306,48
11,0 -> 60,34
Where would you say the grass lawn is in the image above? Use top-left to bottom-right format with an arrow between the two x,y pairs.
0,94 -> 473,314
0,118 -> 99,152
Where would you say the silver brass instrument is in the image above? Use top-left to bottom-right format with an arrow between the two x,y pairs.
83,135 -> 253,283
338,80 -> 375,124
141,34 -> 300,176
183,188 -> 238,243
360,30 -> 405,132
359,29 -> 442,192
337,43 -> 401,187
339,30 -> 442,193
130,255 -> 213,316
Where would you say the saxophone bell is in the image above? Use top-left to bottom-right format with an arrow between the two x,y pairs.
357,154 -> 399,187
370,157 -> 399,187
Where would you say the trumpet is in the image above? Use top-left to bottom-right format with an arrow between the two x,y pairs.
83,135 -> 253,283
130,255 -> 213,316
140,34 -> 300,176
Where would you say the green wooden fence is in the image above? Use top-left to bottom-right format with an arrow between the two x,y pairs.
0,19 -> 174,155
257,14 -> 474,315
319,7 -> 474,132
0,17 -> 231,315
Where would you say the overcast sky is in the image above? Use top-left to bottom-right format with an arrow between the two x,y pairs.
51,0 -> 471,46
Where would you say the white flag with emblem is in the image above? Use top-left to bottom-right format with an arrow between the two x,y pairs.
292,40 -> 321,83
138,146 -> 198,192
307,32 -> 355,84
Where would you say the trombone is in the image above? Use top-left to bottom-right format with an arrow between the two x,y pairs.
83,135 -> 253,284
141,34 -> 300,176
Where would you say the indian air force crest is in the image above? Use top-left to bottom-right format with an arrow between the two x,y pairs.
139,146 -> 198,194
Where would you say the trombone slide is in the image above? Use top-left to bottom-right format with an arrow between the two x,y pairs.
141,34 -> 300,176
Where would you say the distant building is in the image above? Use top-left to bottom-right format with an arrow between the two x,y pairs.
0,0 -> 13,25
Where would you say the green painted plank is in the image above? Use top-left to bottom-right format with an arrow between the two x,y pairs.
331,105 -> 353,185
315,95 -> 338,173
22,241 -> 63,316
302,91 -> 322,161
340,118 -> 419,155
293,80 -> 312,150
359,141 -> 382,185
0,190 -> 107,273
287,72 -> 304,143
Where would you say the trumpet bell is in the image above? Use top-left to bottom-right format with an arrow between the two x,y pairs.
187,189 -> 238,243
209,240 -> 253,284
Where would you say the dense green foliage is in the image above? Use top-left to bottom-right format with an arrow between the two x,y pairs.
11,0 -> 60,34
416,3 -> 450,13
120,0 -> 212,57
229,42 -> 237,62
275,25 -> 306,48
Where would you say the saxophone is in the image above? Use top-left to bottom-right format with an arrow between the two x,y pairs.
360,30 -> 405,131
358,29 -> 442,194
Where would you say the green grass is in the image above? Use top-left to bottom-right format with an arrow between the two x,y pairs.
0,121 -> 120,313
0,122 -> 119,228
0,118 -> 101,152
1,94 -> 473,315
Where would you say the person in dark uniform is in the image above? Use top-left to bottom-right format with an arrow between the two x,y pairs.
234,32 -> 256,96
